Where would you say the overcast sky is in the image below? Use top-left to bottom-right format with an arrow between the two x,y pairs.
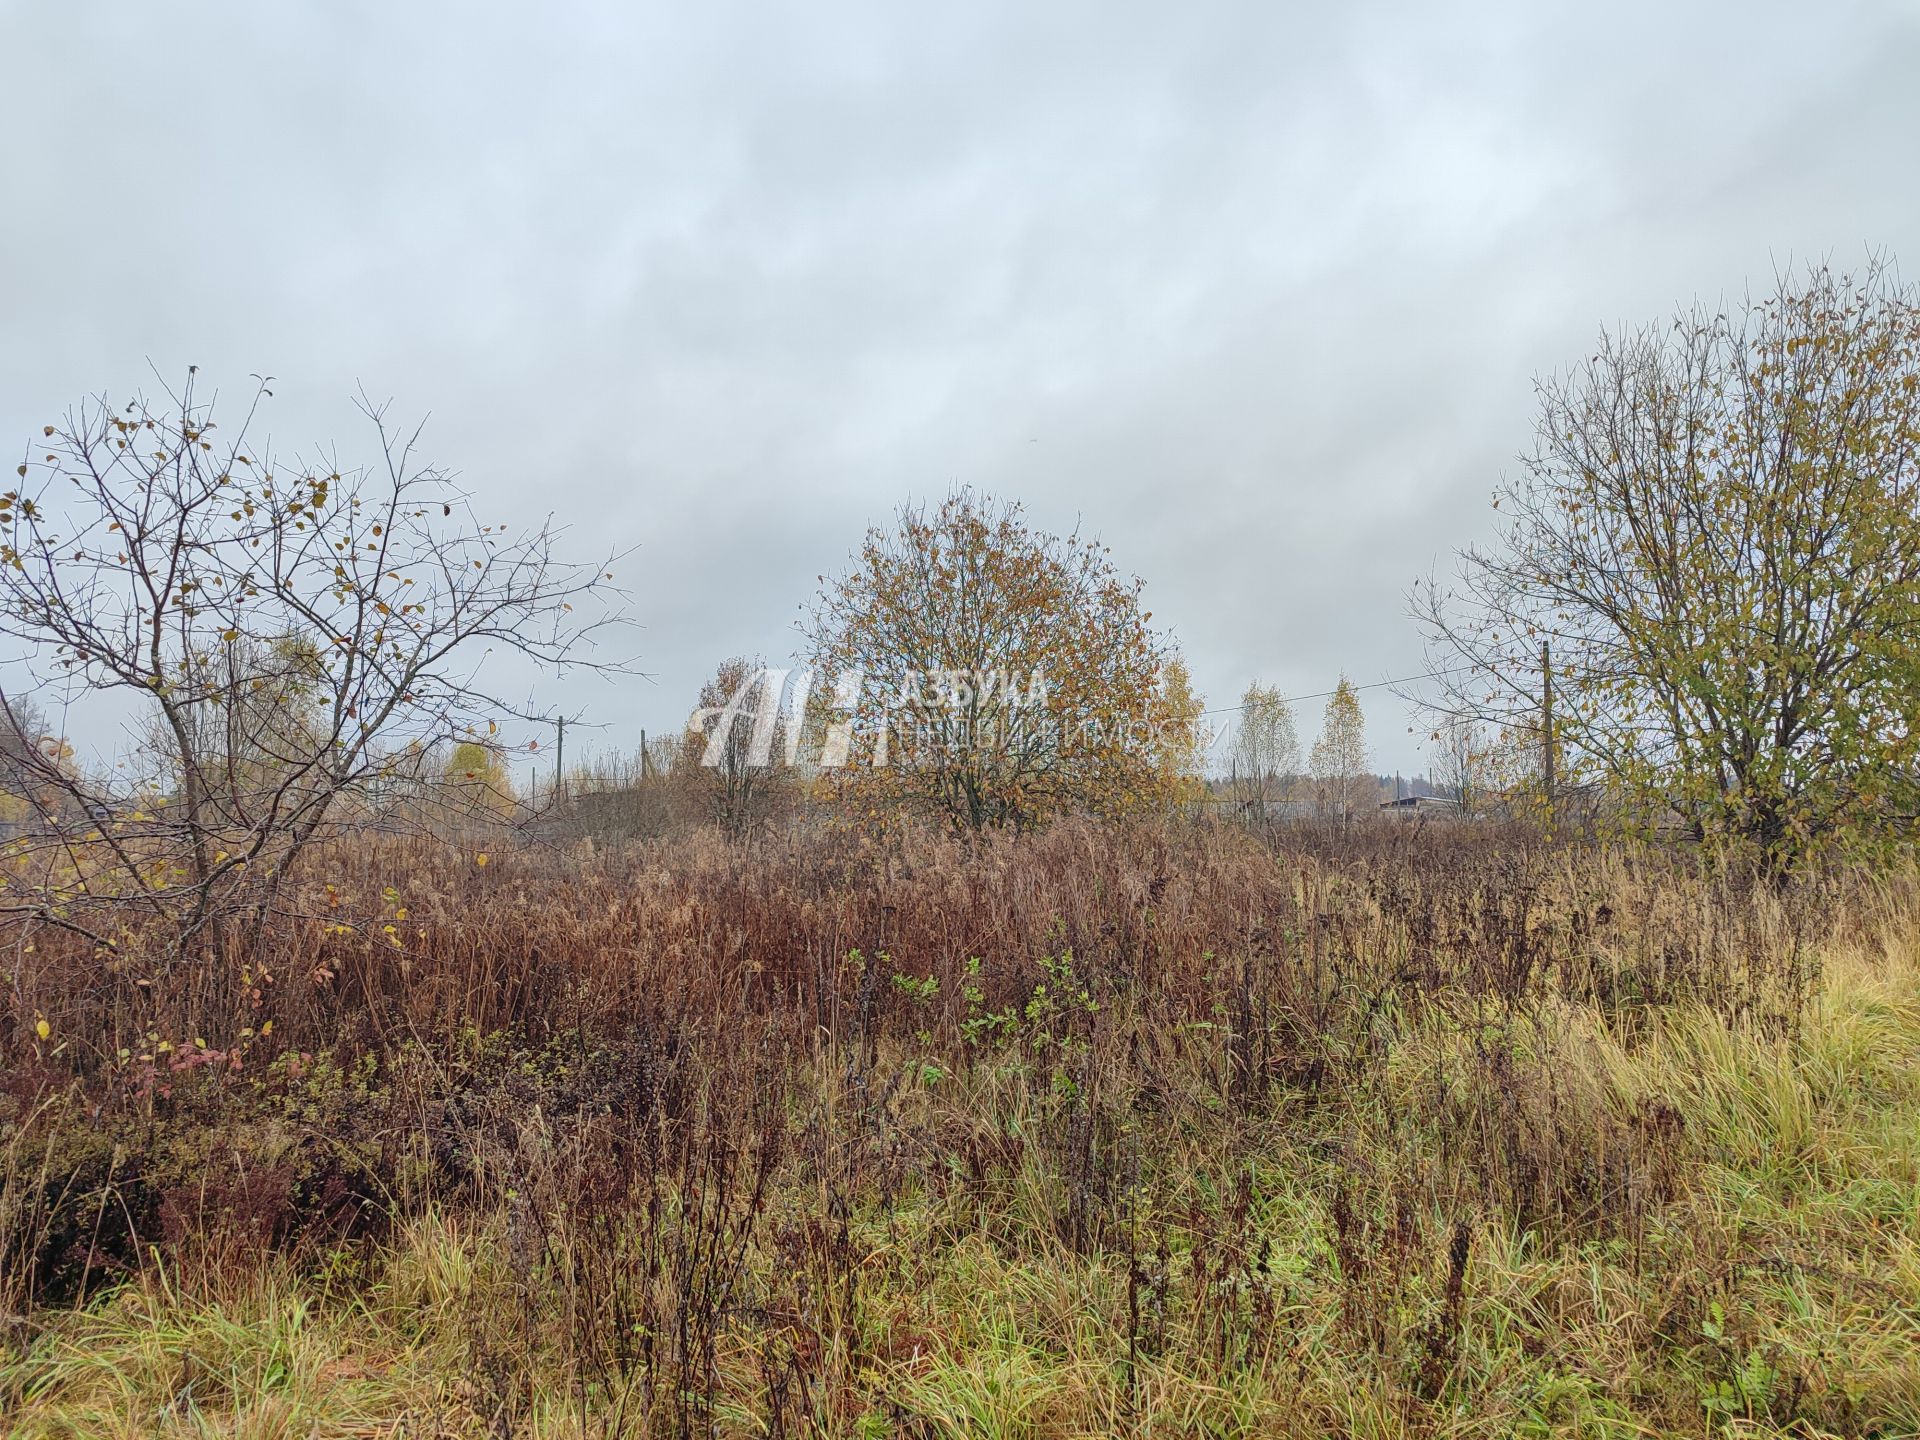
4,0 -> 1918,775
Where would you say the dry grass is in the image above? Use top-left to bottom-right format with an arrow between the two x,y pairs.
2,819 -> 1916,1436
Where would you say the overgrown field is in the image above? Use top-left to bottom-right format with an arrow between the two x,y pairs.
3,822 -> 1918,1437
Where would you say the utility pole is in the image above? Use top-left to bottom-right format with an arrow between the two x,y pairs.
1540,639 -> 1554,827
523,711 -> 605,807
640,728 -> 649,781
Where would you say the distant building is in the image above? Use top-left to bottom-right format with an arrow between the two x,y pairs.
1379,794 -> 1461,818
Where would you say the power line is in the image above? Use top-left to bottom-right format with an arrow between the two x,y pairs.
1199,664 -> 1477,717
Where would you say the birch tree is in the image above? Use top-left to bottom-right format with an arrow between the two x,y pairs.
1308,677 -> 1370,821
1228,682 -> 1298,821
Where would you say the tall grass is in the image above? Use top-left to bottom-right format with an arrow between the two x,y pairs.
2,819 -> 1914,1435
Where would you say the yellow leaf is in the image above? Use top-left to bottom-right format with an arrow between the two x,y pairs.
35,1017 -> 50,1041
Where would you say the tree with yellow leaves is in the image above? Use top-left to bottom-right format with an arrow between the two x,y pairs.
442,739 -> 517,819
805,490 -> 1177,829
1308,677 -> 1371,821
0,695 -> 74,826
1417,257 -> 1920,863
1150,654 -> 1209,804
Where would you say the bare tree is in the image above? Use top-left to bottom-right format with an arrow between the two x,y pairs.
0,372 -> 626,960
1428,713 -> 1486,814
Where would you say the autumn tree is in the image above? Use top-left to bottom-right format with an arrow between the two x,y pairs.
1150,654 -> 1209,803
1228,682 -> 1298,822
1308,677 -> 1371,821
0,373 -> 623,958
804,491 -> 1173,829
442,739 -> 518,820
678,656 -> 798,839
0,695 -> 74,826
1415,258 -> 1920,861
134,633 -> 328,814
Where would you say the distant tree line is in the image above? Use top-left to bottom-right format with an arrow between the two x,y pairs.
7,249 -> 1916,960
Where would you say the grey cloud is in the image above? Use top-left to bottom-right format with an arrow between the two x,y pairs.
4,0 -> 1917,773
